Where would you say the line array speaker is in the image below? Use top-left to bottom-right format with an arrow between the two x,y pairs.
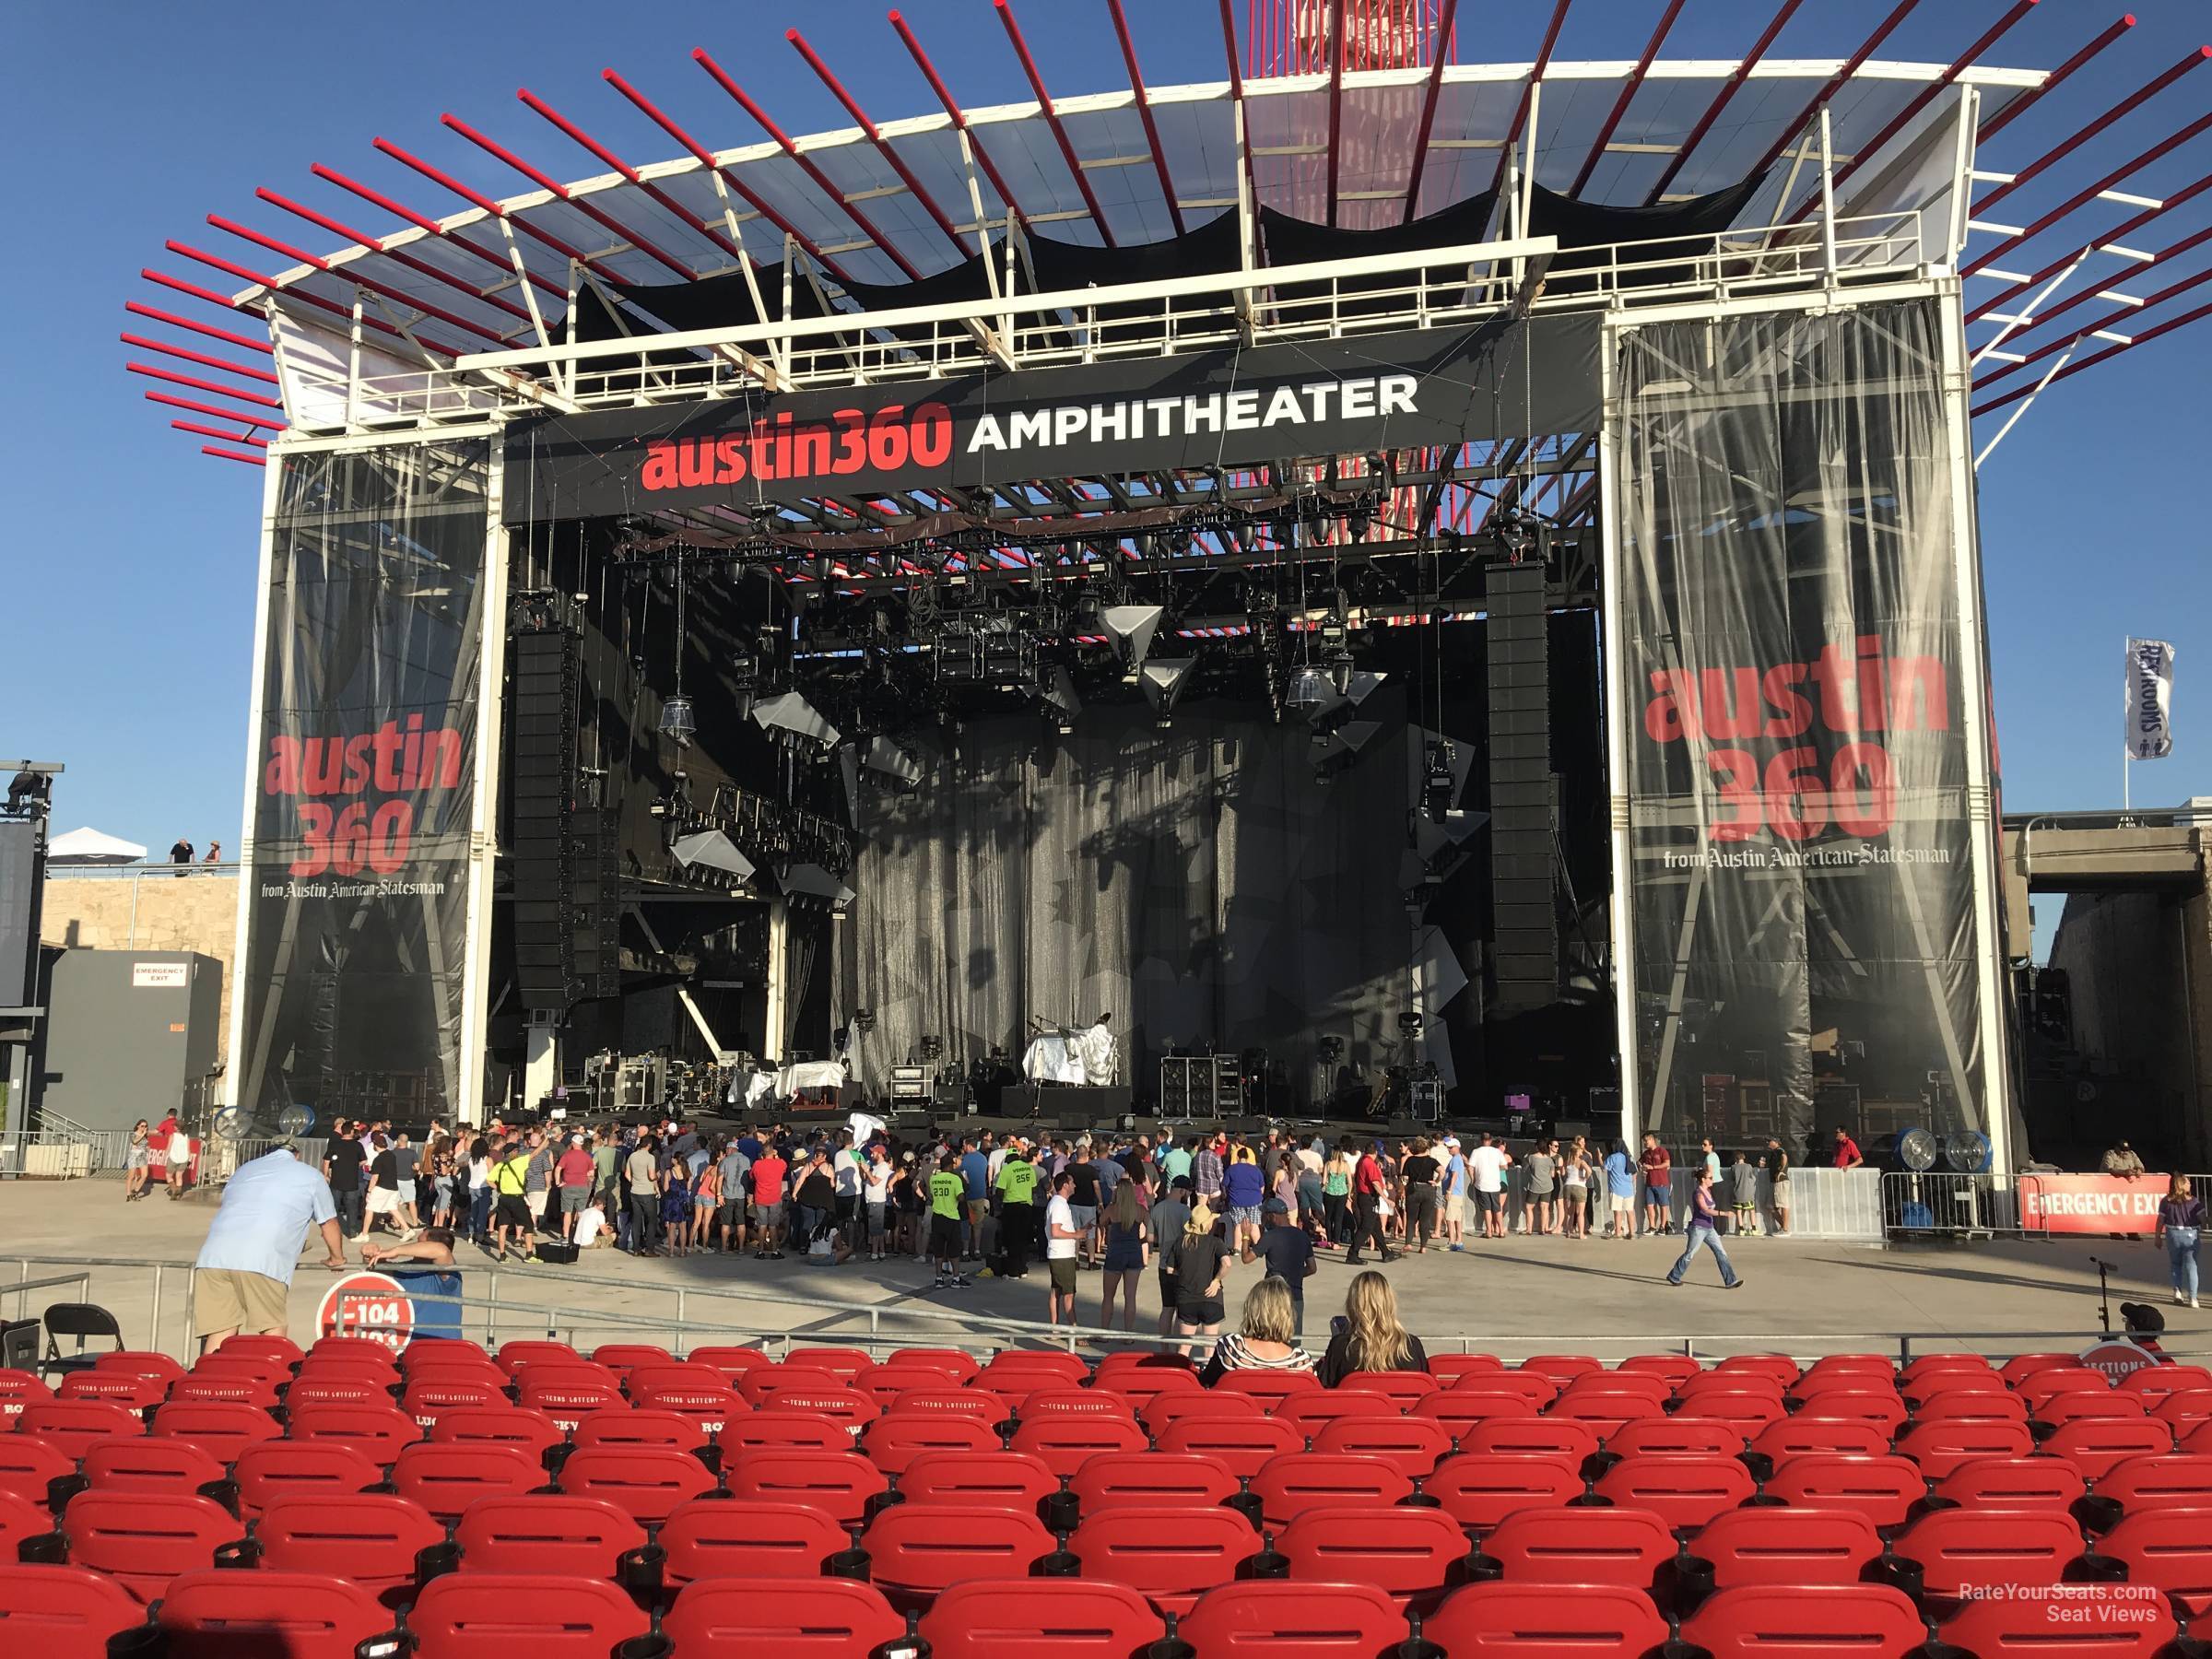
1486,563 -> 1558,1010
509,626 -> 620,1010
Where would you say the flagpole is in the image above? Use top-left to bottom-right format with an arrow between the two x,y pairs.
2124,635 -> 2131,811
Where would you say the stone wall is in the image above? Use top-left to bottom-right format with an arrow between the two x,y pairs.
41,871 -> 238,1043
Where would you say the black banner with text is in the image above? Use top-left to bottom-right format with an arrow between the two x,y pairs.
504,315 -> 1599,520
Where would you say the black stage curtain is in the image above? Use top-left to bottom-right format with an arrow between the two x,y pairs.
1527,172 -> 1771,291
832,700 -> 1426,1097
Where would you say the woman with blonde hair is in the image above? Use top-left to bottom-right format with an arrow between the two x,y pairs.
1316,1269 -> 1430,1385
1098,1176 -> 1149,1330
1200,1274 -> 1314,1383
2156,1174 -> 2205,1310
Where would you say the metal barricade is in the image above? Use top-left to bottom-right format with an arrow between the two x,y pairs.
1882,1171 -> 2022,1238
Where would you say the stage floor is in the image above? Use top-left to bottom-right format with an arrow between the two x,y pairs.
8,1177 -> 2195,1362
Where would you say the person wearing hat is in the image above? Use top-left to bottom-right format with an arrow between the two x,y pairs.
1441,1136 -> 1468,1250
1167,1199 -> 1232,1340
1242,1195 -> 1318,1335
987,1140 -> 1037,1279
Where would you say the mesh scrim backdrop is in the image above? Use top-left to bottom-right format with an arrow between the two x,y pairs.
832,700 -> 1434,1097
1616,299 -> 1986,1153
235,440 -> 489,1124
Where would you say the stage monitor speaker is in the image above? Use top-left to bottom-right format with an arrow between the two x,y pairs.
1486,562 -> 1557,1010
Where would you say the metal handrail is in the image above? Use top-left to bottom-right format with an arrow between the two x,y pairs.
43,861 -> 241,879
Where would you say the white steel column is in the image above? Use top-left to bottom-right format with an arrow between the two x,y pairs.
764,900 -> 791,1058
455,431 -> 511,1129
222,448 -> 288,1112
1596,310 -> 1641,1154
1936,281 -> 2017,1171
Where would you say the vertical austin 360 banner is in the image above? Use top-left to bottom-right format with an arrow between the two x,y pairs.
235,440 -> 490,1123
1615,300 -> 1988,1151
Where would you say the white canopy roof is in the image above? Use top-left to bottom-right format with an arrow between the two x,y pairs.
46,827 -> 150,865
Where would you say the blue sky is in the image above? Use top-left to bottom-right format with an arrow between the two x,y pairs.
3,0 -> 2206,901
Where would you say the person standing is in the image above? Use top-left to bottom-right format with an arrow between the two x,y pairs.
2105,1141 -> 2148,1177
1192,1136 -> 1224,1208
624,1133 -> 664,1258
748,1139 -> 788,1259
1066,1148 -> 1101,1269
1467,1133 -> 1512,1241
1727,1150 -> 1760,1236
1150,1178 -> 1193,1336
1161,1135 -> 1194,1194
1044,1170 -> 1084,1329
522,1129 -> 555,1239
490,1139 -> 535,1262
1323,1141 -> 1353,1247
929,1152 -> 969,1289
1665,1167 -> 1745,1290
991,1143 -> 1036,1279
1831,1126 -> 1864,1171
1440,1137 -> 1468,1251
162,1113 -> 194,1199
1560,1138 -> 1592,1240
392,1133 -> 421,1231
1524,1139 -> 1558,1237
556,1134 -> 596,1242
1639,1134 -> 1674,1236
360,1133 -> 403,1241
1345,1141 -> 1398,1265
1242,1196 -> 1317,1335
1222,1147 -> 1266,1255
466,1134 -> 493,1246
1169,1202 -> 1232,1342
1603,1143 -> 1637,1240
124,1120 -> 152,1201
192,1143 -> 345,1355
1764,1137 -> 1792,1236
1399,1139 -> 1441,1253
1098,1177 -> 1148,1330
170,838 -> 194,868
2155,1175 -> 2204,1310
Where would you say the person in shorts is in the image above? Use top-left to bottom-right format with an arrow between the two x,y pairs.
192,1143 -> 345,1355
1065,1152 -> 1100,1268
929,1151 -> 969,1288
1044,1170 -> 1083,1327
1150,1178 -> 1192,1337
1727,1149 -> 1760,1235
1170,1201 -> 1232,1339
1639,1134 -> 1674,1237
555,1134 -> 596,1241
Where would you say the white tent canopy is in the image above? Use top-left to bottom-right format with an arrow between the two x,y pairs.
46,827 -> 149,865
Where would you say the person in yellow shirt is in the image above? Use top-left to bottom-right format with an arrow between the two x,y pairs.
928,1152 -> 968,1289
490,1141 -> 535,1262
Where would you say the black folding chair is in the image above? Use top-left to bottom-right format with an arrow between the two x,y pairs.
0,1317 -> 38,1372
41,1302 -> 125,1376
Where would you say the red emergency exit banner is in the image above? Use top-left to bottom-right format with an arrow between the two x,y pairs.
2019,1174 -> 2170,1235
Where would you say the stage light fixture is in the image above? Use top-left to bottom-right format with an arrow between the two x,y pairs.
1347,505 -> 1372,540
659,694 -> 697,746
1396,1011 -> 1425,1035
1140,657 -> 1196,729
1285,665 -> 1329,712
1103,604 -> 1166,682
731,650 -> 758,723
1423,739 -> 1461,823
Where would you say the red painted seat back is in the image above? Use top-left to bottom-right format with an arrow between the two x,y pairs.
2041,1418 -> 2174,1481
492,1340 -> 577,1375
148,1400 -> 279,1461
1520,1355 -> 1605,1384
1212,1368 -> 1324,1411
657,1577 -> 901,1656
1929,1454 -> 2087,1514
1311,1414 -> 1454,1477
1173,1581 -> 1406,1656
1762,1454 -> 1925,1531
1247,1452 -> 1414,1528
390,1441 -> 543,1521
656,1496 -> 844,1584
735,1363 -> 843,1407
1428,1354 -> 1507,1385
587,1343 -> 673,1378
884,1347 -> 978,1382
863,1501 -> 1055,1603
571,1406 -> 711,1452
1424,1452 -> 1583,1535
1009,1413 -> 1148,1478
284,1402 -> 421,1456
896,1449 -> 1056,1513
855,1365 -> 968,1407
555,1444 -> 716,1524
16,1399 -> 144,1459
405,1571 -> 650,1659
1692,1505 -> 1882,1588
94,1351 -> 186,1384
1894,1418 -> 2036,1479
1747,1416 -> 1888,1467
860,1411 -> 1001,1475
452,1494 -> 646,1580
1616,1355 -> 1702,1385
1276,1389 -> 1405,1439
57,1372 -> 165,1411
229,1439 -> 383,1517
1068,1451 -> 1238,1512
1275,1502 -> 1471,1606
1480,1504 -> 1675,1589
917,1578 -> 1166,1659
784,1347 -> 875,1382
1894,1506 -> 2085,1604
1938,1586 -> 2175,1659
1424,1580 -> 1671,1656
0,1430 -> 77,1505
720,1447 -> 886,1525
1796,1391 -> 1907,1433
1339,1369 -> 1439,1406
1608,1417 -> 1748,1460
79,1434 -> 225,1498
1455,1417 -> 1598,1465
1067,1503 -> 1262,1616
1593,1453 -> 1758,1530
1683,1583 -> 1926,1659
1412,1389 -> 1539,1433
716,1409 -> 850,1453
1914,1387 -> 2030,1424
0,1562 -> 155,1657
59,1489 -> 236,1603
2097,1508 -> 2212,1619
2094,1452 -> 2212,1512
1156,1413 -> 1305,1478
1018,1385 -> 1133,1421
428,1406 -> 562,1458
253,1493 -> 441,1594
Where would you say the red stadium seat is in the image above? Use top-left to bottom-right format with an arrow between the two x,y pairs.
557,1444 -> 716,1524
80,1432 -> 226,1500
166,1372 -> 281,1410
2158,1391 -> 2212,1434
862,1411 -> 1002,1475
391,1441 -> 545,1521
2187,1420 -> 2212,1455
1248,1453 -> 1415,1527
918,1577 -> 1166,1659
1803,1355 -> 1900,1383
1550,1371 -> 1671,1405
1473,1371 -> 1560,1409
627,1361 -> 733,1400
250,1493 -> 441,1599
863,1502 -> 1054,1609
1068,1504 -> 1262,1617
1173,1581 -> 1406,1656
57,1489 -> 235,1603
401,1375 -> 511,1427
1938,1586 -> 2175,1659
1930,1454 -> 2088,1515
881,1387 -> 1006,1425
1521,1354 -> 1606,1384
631,1382 -> 743,1434
1677,1371 -> 1784,1402
216,1335 -> 302,1368
429,1406 -> 563,1458
2042,1419 -> 2174,1481
1893,1506 -> 2085,1612
1762,1454 -> 1925,1531
1213,1368 -> 1324,1411
755,1384 -> 880,1438
1140,1388 -> 1251,1435
784,1346 -> 875,1382
1422,1579 -> 1670,1657
1681,1583 -> 1926,1659
1311,1415 -> 1454,1477
15,1398 -> 145,1459
654,1577 -> 902,1657
1617,1354 -> 1703,1385
229,1438 -> 384,1517
1547,1394 -> 1665,1438
855,1364 -> 969,1406
0,1369 -> 54,1422
1424,1452 -> 1584,1535
1413,1389 -> 1540,1433
155,1566 -> 394,1654
309,1335 -> 405,1371
1011,1413 -> 1148,1478
588,1342 -> 674,1377
0,1489 -> 52,1556
1797,1392 -> 1908,1433
1157,1414 -> 1305,1478
56,1372 -> 164,1411
1894,1417 -> 2037,1479
2094,1453 -> 2212,1512
1747,1416 -> 1889,1468
885,1347 -> 979,1382
1093,1351 -> 1194,1382
899,1448 -> 1059,1514
1691,1505 -> 1882,1588
1018,1385 -> 1134,1420
722,1447 -> 887,1525
974,1351 -> 1087,1387
1914,1386 -> 2031,1423
0,1430 -> 76,1505
735,1363 -> 845,1407
451,1493 -> 645,1580
1593,1453 -> 1756,1532
717,1409 -> 851,1453
189,1350 -> 289,1387
282,1373 -> 395,1409
1277,1503 -> 1471,1611
572,1406 -> 711,1453
516,1374 -> 625,1430
2022,1371 -> 2118,1411
1339,1369 -> 1439,1406
492,1339 -> 577,1375
1902,1354 -> 1996,1386
396,1340 -> 490,1371
2000,1354 -> 2081,1386
147,1400 -> 278,1461
0,1563 -> 148,1659
1098,1367 -> 1201,1411
684,1345 -> 771,1382
1480,1504 -> 1675,1589
1670,1392 -> 1785,1432
1455,1417 -> 1599,1465
1069,1451 -> 1238,1512
1714,1354 -> 1800,1385
405,1571 -> 650,1659
1607,1417 -> 1748,1460
2119,1363 -> 2212,1406
284,1401 -> 421,1456
660,1496 -> 847,1583
1277,1390 -> 1405,1438
93,1351 -> 187,1385
1428,1354 -> 1507,1384
2040,1394 -> 2149,1432
2096,1507 -> 2212,1618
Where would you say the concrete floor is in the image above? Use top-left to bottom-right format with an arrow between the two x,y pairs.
5,1173 -> 2202,1365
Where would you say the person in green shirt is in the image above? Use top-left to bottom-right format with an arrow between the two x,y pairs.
990,1146 -> 1037,1279
927,1153 -> 968,1288
490,1142 -> 535,1263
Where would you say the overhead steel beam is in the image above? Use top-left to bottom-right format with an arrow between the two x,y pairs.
994,0 -> 1119,247
1743,0 -> 1919,189
1977,12 -> 2138,143
1643,0 -> 1803,204
144,389 -> 287,429
1967,163 -> 2212,324
1326,0 -> 1347,226
1967,105 -> 2212,276
253,187 -> 538,327
1568,0 -> 1686,200
1975,46 -> 2212,217
1973,276 -> 2212,416
1491,0 -> 1572,196
206,213 -> 514,347
439,112 -> 697,280
307,162 -> 570,299
124,300 -> 276,356
518,88 -> 749,269
119,332 -> 280,385
161,238 -> 464,357
1976,253 -> 2212,391
788,28 -> 969,252
370,138 -> 620,284
1106,0 -> 1186,236
889,9 -> 1028,226
1401,0 -> 1462,220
